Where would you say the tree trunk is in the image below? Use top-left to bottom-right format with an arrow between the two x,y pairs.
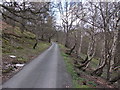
109,30 -> 118,73
83,60 -> 91,71
65,33 -> 69,47
97,58 -> 102,68
114,30 -> 120,68
33,39 -> 38,49
81,56 -> 88,64
68,43 -> 76,55
107,54 -> 112,80
91,59 -> 107,76
77,32 -> 83,55
41,34 -> 44,40
80,36 -> 96,70
48,37 -> 51,43
104,22 -> 110,80
76,58 -> 92,69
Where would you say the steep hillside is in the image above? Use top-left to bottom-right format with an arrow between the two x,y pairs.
2,22 -> 51,82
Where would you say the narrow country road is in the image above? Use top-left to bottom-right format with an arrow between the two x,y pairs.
2,42 -> 72,88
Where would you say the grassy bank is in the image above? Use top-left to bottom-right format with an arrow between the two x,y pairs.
59,44 -> 116,88
2,23 -> 51,81
59,44 -> 98,88
2,26 -> 51,64
59,44 -> 91,88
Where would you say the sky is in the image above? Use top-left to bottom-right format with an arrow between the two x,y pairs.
54,0 -> 86,26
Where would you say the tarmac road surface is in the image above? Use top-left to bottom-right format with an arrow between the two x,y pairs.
2,42 -> 72,88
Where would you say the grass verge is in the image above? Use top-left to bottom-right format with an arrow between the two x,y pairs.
59,44 -> 93,88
